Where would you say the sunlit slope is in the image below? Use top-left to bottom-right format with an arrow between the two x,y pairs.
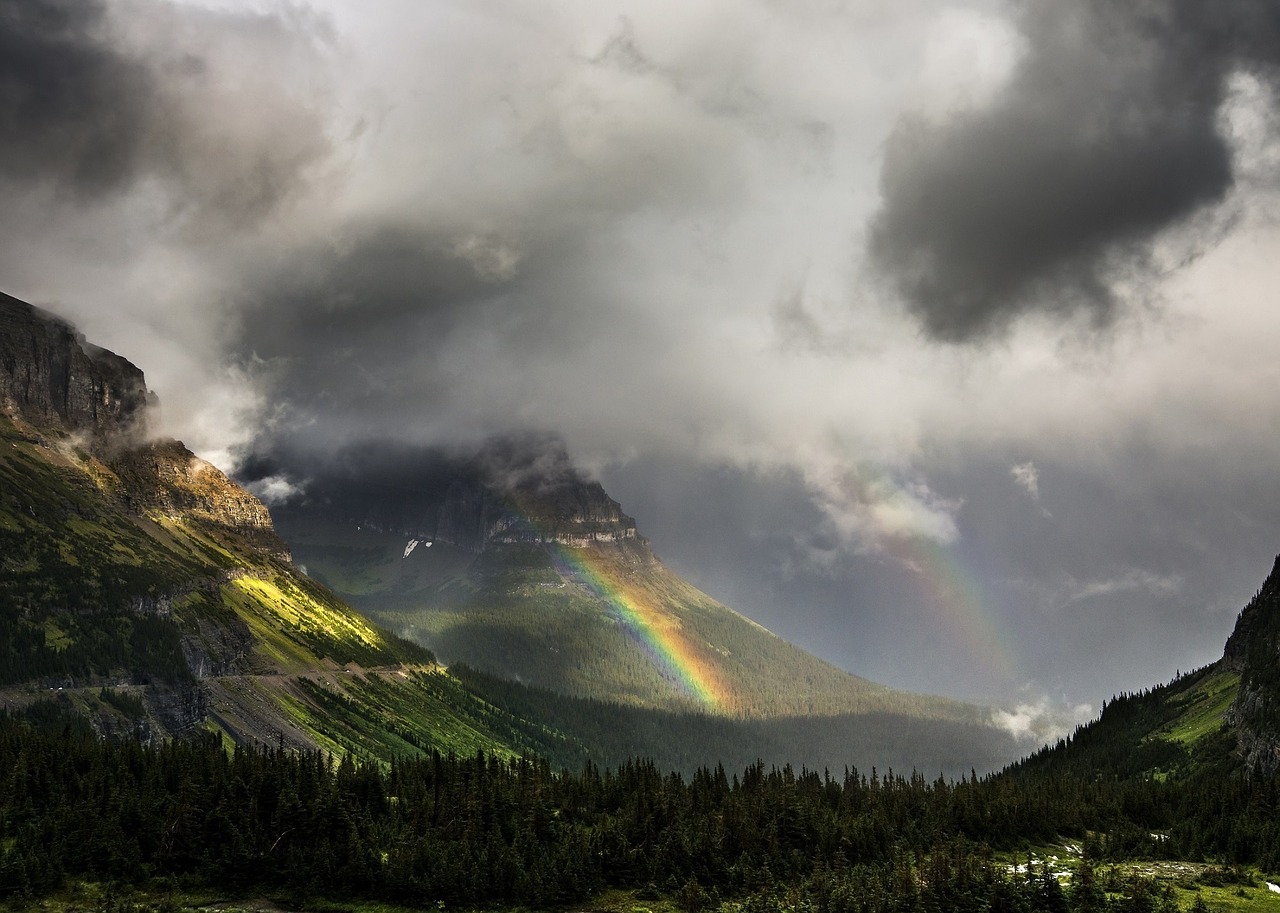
1009,662 -> 1241,781
281,516 -> 992,726
0,414 -> 563,761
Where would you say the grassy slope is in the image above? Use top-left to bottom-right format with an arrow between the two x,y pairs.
281,516 -> 991,725
0,415 -> 564,763
275,516 -> 1027,776
1011,662 -> 1241,781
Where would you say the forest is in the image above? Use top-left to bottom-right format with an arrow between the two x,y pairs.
1,699 -> 1278,913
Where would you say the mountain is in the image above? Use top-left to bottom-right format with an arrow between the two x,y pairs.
251,438 -> 1025,775
1222,554 -> 1280,772
0,292 -> 568,762
1010,553 -> 1280,782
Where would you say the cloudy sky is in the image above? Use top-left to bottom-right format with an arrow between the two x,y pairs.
5,0 -> 1280,726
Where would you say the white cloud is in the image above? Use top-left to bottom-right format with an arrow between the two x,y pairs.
1061,569 -> 1185,606
244,474 -> 305,505
7,0 -> 1280,709
992,696 -> 1096,745
1010,461 -> 1040,500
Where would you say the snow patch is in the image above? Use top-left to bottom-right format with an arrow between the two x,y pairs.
402,539 -> 435,558
1267,883 -> 1279,894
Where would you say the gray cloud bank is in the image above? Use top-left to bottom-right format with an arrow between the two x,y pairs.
869,0 -> 1280,341
0,0 -> 332,222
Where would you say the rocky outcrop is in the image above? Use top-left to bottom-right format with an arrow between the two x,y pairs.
0,292 -> 152,437
1223,555 -> 1280,772
435,475 -> 645,554
0,290 -> 287,557
109,439 -> 289,558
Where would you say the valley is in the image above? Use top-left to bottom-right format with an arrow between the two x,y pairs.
3,293 -> 1280,913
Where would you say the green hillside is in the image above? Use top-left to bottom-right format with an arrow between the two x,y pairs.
1008,662 -> 1241,783
282,515 -> 997,721
0,414 -> 562,764
1011,552 -> 1280,785
273,489 -> 1024,776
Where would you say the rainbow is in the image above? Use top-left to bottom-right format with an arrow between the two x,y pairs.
502,458 -> 1017,711
882,519 -> 1020,686
544,542 -> 728,711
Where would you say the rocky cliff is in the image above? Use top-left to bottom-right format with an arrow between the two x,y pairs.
0,292 -> 152,437
0,291 -> 286,555
1,293 -> 504,759
1223,554 -> 1280,772
436,474 -> 644,553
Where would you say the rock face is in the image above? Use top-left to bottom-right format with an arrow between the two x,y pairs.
1224,555 -> 1280,773
0,292 -> 152,436
435,475 -> 644,553
0,291 -> 285,554
110,439 -> 287,557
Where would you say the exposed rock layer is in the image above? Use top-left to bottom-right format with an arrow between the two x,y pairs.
0,291 -> 285,554
269,437 -> 650,559
1224,554 -> 1280,773
0,292 -> 152,436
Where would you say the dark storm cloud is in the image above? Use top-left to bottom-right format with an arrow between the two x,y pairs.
239,227 -> 508,440
869,0 -> 1280,342
0,0 -> 331,222
235,223 -> 612,456
0,0 -> 158,195
239,432 -> 587,536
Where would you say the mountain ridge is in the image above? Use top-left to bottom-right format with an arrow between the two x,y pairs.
1007,551 -> 1280,784
0,290 -> 1028,775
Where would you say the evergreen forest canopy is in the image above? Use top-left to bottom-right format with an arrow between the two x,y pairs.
1,688 -> 1279,913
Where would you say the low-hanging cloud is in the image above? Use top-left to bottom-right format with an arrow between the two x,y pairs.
869,0 -> 1280,342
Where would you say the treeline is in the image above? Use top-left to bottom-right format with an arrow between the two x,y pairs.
0,612 -> 192,688
1,706 -> 1278,910
453,664 -> 1019,778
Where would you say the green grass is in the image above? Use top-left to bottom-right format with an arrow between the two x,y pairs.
11,878 -> 1274,913
1174,883 -> 1280,913
1157,668 -> 1241,746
